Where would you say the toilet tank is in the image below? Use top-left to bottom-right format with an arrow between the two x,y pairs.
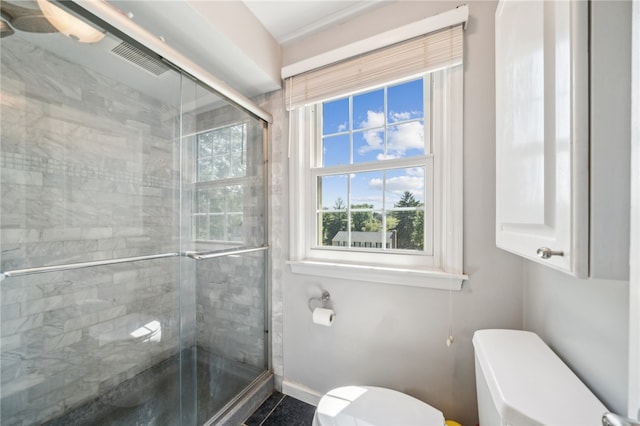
472,329 -> 608,426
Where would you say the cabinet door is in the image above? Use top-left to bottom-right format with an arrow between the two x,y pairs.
495,0 -> 589,277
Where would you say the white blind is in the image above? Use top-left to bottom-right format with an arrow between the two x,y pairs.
285,24 -> 463,110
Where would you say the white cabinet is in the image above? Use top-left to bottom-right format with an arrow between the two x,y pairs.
495,0 -> 630,280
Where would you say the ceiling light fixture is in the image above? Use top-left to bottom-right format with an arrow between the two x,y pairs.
36,0 -> 104,43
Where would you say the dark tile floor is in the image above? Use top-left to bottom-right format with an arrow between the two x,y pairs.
244,392 -> 316,426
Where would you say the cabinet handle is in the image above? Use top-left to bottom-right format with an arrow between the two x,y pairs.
537,247 -> 564,259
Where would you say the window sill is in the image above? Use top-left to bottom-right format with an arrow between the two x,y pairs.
287,260 -> 467,291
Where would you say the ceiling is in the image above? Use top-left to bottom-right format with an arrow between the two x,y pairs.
1,0 -> 388,100
104,0 -> 387,96
242,1 -> 386,45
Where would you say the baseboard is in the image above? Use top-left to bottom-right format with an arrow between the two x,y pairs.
282,380 -> 323,407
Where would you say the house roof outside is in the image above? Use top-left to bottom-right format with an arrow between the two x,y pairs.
332,231 -> 394,243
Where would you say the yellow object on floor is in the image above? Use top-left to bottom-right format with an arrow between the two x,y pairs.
445,420 -> 462,426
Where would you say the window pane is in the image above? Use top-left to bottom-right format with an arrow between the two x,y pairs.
194,189 -> 208,213
229,149 -> 245,177
350,208 -> 382,232
322,134 -> 350,167
323,98 -> 349,135
228,214 -> 243,241
351,171 -> 383,209
194,215 -> 208,240
387,120 -> 425,158
207,189 -> 225,213
198,158 -> 213,181
384,167 -> 425,209
319,211 -> 347,246
212,128 -> 230,155
388,79 -> 424,123
318,175 -> 348,210
198,134 -> 213,158
353,89 -> 384,130
212,156 -> 230,179
227,186 -> 243,212
353,129 -> 384,163
388,207 -> 422,251
209,215 -> 224,240
385,168 -> 425,251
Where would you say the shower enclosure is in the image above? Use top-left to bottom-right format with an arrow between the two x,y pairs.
0,2 -> 270,425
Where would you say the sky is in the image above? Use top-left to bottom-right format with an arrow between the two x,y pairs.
319,78 -> 427,211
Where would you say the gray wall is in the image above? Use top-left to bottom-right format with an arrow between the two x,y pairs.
263,2 -> 525,425
523,0 -> 632,416
523,263 -> 629,414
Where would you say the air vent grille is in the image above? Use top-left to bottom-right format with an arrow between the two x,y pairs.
111,42 -> 170,76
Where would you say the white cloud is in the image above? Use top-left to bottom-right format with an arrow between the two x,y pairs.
360,110 -> 385,128
367,174 -> 424,201
369,177 -> 383,188
385,175 -> 424,193
361,129 -> 383,153
355,110 -> 424,158
376,153 -> 397,161
387,121 -> 424,156
351,195 -> 382,204
337,122 -> 348,132
389,110 -> 422,123
390,111 -> 412,121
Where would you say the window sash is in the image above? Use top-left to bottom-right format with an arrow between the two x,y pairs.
311,157 -> 434,256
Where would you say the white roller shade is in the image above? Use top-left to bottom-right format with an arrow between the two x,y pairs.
285,24 -> 463,110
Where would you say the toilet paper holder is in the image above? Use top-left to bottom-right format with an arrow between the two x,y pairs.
308,291 -> 331,313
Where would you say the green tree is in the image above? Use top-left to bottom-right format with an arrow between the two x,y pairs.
411,209 -> 424,250
392,191 -> 421,249
350,203 -> 376,231
322,197 -> 347,245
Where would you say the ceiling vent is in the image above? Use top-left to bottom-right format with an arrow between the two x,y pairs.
111,41 -> 170,76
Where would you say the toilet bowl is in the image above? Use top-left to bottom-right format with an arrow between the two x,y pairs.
312,386 -> 445,426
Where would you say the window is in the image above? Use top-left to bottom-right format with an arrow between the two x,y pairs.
316,78 -> 431,255
286,18 -> 467,290
193,123 -> 246,242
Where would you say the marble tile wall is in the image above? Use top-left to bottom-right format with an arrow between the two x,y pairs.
1,38 -> 182,425
254,91 -> 286,388
188,99 -> 268,369
195,252 -> 266,369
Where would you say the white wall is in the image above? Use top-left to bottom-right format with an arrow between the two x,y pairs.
266,2 -> 525,425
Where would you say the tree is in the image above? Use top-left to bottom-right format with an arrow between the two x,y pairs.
322,197 -> 347,245
411,209 -> 424,250
392,191 -> 421,249
350,203 -> 376,231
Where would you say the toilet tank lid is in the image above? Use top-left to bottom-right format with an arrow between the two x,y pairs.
472,329 -> 608,426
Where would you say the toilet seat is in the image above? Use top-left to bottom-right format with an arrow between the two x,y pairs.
313,386 -> 445,426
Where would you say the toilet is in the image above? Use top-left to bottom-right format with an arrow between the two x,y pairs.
312,385 -> 445,426
473,329 -> 609,425
314,329 -> 609,426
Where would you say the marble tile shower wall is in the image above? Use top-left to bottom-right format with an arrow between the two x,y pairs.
1,39 -> 182,424
190,103 -> 267,367
195,252 -> 266,368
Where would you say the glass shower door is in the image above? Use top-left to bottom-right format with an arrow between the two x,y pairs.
0,4 -> 185,424
180,78 -> 269,424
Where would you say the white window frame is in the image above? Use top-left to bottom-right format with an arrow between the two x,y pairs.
309,76 -> 434,264
288,66 -> 466,290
